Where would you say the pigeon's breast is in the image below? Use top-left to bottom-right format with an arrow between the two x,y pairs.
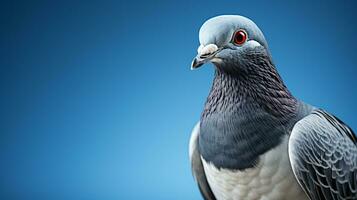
201,135 -> 308,200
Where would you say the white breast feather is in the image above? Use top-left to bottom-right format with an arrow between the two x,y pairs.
201,136 -> 308,200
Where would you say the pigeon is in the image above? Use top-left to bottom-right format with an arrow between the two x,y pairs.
189,15 -> 357,200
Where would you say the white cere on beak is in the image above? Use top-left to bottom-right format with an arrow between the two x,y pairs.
198,44 -> 218,56
197,44 -> 204,54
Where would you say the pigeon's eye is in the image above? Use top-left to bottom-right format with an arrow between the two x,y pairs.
233,30 -> 247,45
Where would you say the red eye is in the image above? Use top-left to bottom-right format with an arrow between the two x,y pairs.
234,30 -> 247,45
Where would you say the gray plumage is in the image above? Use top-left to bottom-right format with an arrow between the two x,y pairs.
199,44 -> 299,170
289,110 -> 357,200
190,123 -> 216,200
189,15 -> 357,200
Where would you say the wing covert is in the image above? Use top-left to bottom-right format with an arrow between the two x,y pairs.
189,122 -> 216,200
289,109 -> 357,200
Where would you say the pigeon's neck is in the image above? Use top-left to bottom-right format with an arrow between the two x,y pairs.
202,64 -> 298,119
199,62 -> 300,170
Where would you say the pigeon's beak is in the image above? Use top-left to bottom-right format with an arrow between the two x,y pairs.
191,44 -> 221,70
191,56 -> 209,70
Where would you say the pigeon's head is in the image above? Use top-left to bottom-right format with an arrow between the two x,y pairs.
191,15 -> 271,73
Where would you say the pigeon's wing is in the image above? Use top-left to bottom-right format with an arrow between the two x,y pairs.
289,109 -> 357,200
189,122 -> 216,200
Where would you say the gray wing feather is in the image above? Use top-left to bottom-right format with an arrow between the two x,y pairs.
189,122 -> 216,200
289,109 -> 357,200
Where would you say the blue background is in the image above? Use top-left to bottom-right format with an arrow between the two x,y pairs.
2,0 -> 357,199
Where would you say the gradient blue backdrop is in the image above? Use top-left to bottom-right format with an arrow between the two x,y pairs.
2,0 -> 357,199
